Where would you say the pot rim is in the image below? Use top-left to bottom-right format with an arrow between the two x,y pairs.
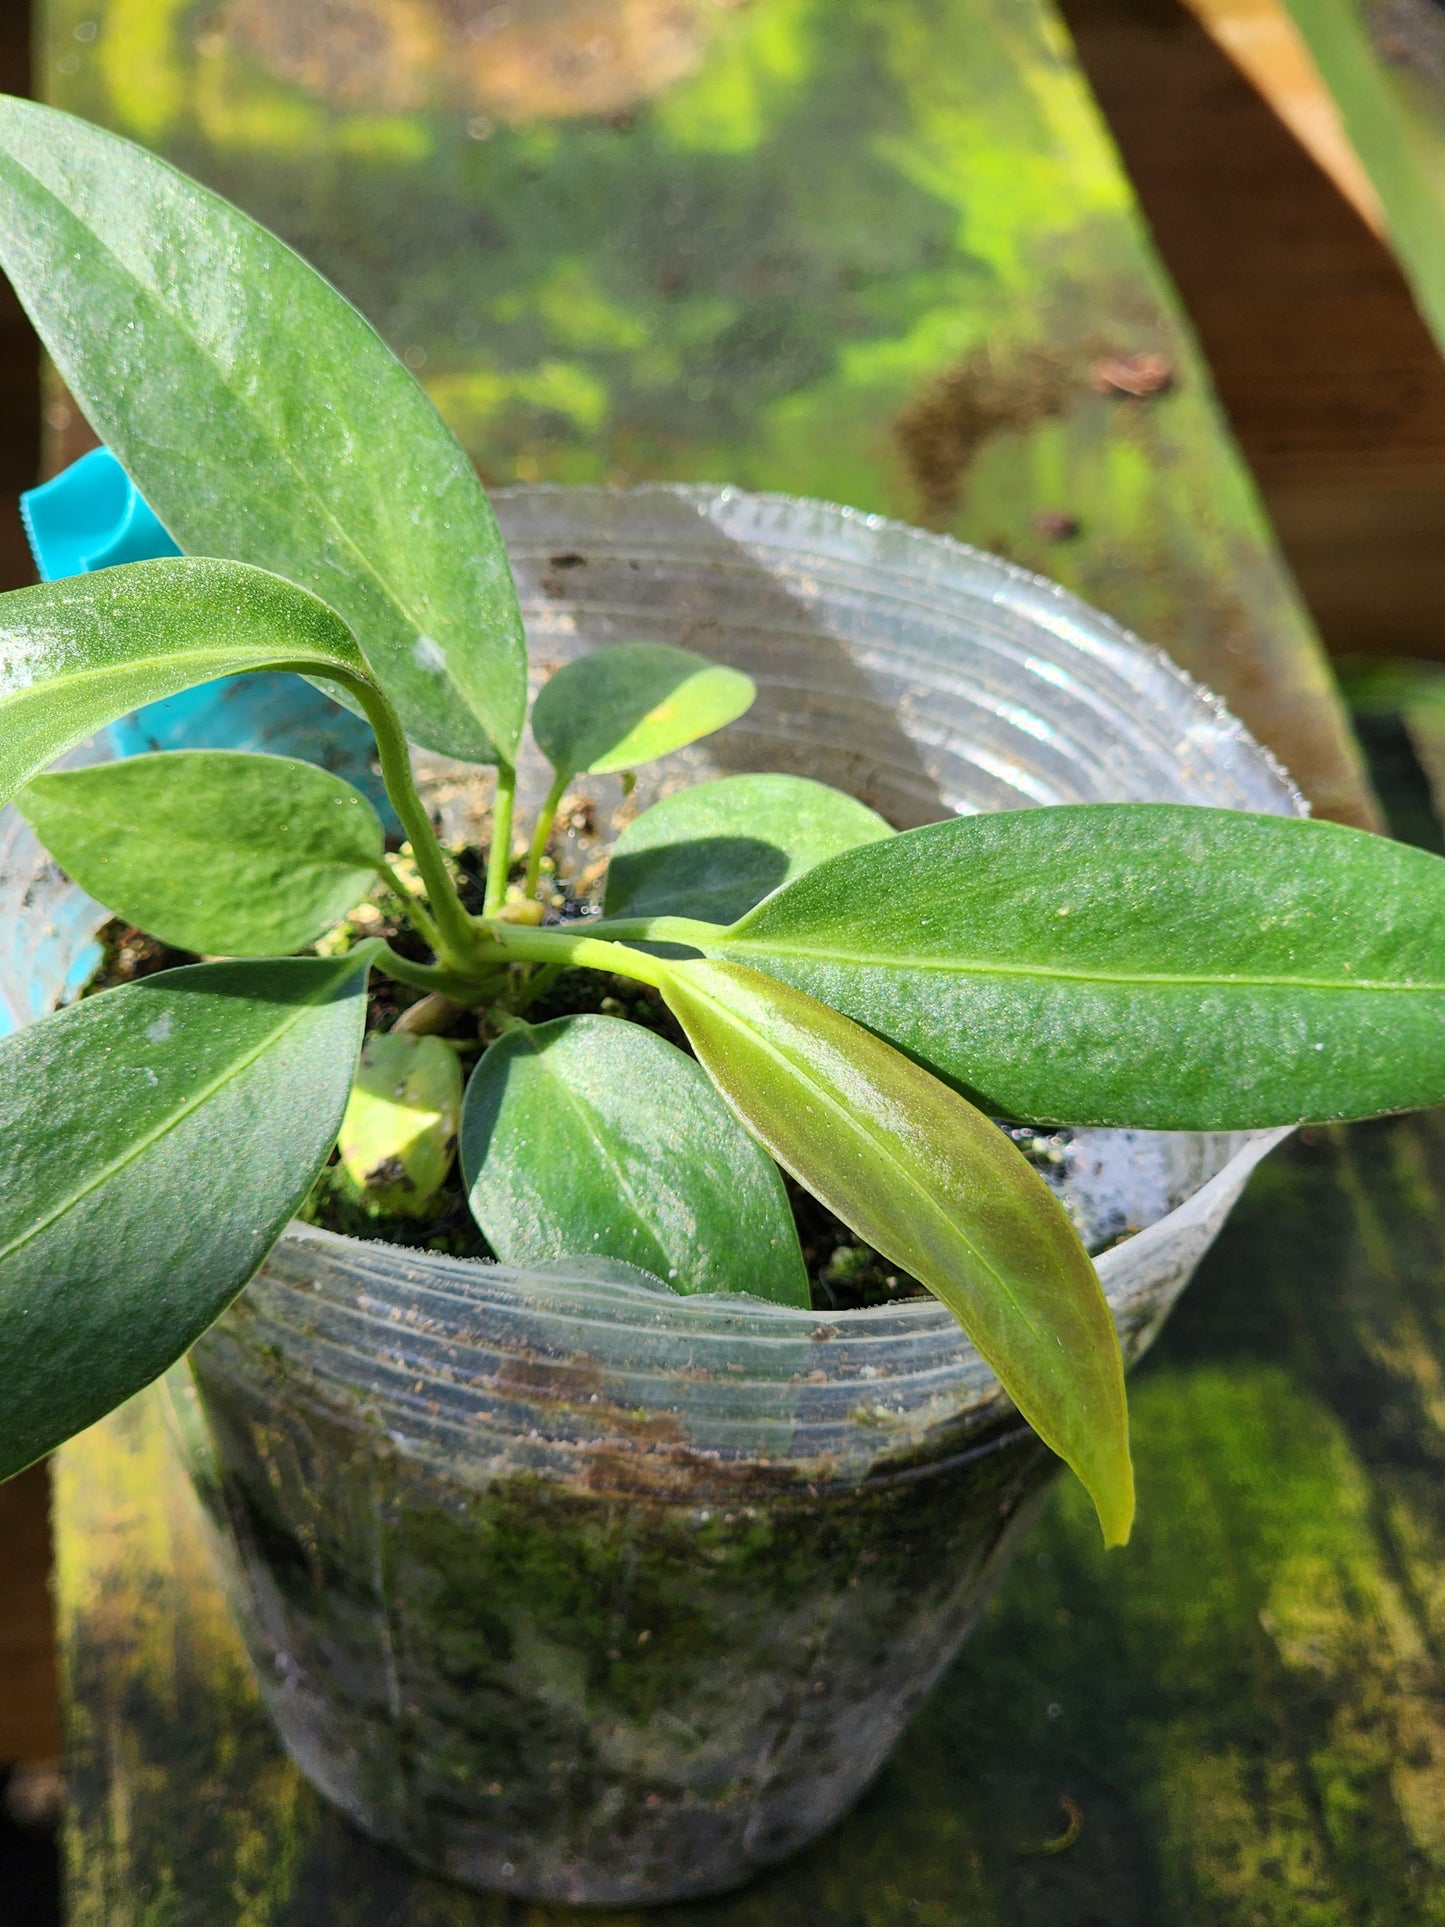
491,480 -> 1307,818
274,1118 -> 1292,1334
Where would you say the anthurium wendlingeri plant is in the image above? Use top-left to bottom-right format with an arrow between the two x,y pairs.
2,96 -> 1444,1550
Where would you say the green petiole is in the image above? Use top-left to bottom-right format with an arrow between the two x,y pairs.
483,762 -> 518,916
371,859 -> 446,954
329,668 -> 483,973
522,769 -> 571,900
583,914 -> 726,947
473,920 -> 674,991
371,944 -> 493,1001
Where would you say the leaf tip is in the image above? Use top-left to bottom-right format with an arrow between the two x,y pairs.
1089,1452 -> 1136,1550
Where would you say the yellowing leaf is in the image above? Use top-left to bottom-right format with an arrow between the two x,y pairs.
338,1031 -> 462,1219
660,958 -> 1134,1545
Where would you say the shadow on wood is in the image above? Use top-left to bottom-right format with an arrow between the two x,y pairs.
1062,0 -> 1445,662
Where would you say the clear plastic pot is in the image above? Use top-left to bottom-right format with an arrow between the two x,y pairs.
1,488 -> 1297,1905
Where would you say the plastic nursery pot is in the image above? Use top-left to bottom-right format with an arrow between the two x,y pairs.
0,487 -> 1298,1907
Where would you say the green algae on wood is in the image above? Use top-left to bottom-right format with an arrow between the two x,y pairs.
40,0 -> 1374,827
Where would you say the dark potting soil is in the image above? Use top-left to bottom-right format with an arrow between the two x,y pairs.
309,941 -> 935,1309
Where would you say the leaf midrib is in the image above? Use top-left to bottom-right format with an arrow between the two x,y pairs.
681,975 -> 1047,1349
717,935 -> 1445,996
524,1035 -> 679,1274
0,641 -> 349,718
0,966 -> 357,1266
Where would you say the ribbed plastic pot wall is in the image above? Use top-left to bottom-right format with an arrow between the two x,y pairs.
0,489 -> 1297,1905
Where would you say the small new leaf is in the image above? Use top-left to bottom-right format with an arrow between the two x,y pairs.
0,559 -> 367,811
337,1031 -> 462,1219
0,950 -> 375,1481
705,803 -> 1445,1130
19,751 -> 385,957
659,959 -> 1133,1546
605,773 -> 893,926
531,643 -> 755,783
0,96 -> 527,764
460,1014 -> 809,1306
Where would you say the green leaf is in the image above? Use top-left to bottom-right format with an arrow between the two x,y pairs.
337,1030 -> 462,1220
460,1013 -> 809,1306
531,644 -> 755,782
660,959 -> 1132,1547
0,95 -> 526,766
703,803 -> 1445,1131
0,559 -> 367,811
0,950 -> 374,1481
18,750 -> 384,957
604,773 -> 893,926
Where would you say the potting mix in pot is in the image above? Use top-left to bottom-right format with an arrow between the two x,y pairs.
3,93 -> 1445,1902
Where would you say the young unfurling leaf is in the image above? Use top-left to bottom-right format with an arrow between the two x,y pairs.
0,950 -> 375,1481
658,958 -> 1133,1546
460,1013 -> 809,1305
19,751 -> 384,957
0,559 -> 368,810
0,96 -> 527,766
531,643 -> 755,785
605,773 -> 892,927
702,804 -> 1445,1131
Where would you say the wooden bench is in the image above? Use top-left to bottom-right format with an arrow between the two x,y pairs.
20,0 -> 1445,1917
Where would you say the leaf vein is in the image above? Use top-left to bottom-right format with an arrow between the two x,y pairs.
717,939 -> 1443,996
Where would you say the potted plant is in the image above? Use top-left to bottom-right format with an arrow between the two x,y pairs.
1,97 -> 1443,1904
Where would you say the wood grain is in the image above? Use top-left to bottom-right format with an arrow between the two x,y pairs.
1184,0 -> 1385,230
0,1467 -> 59,1764
37,0 -> 1377,827
1062,0 -> 1445,663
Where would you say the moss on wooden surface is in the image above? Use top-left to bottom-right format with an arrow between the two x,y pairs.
39,0 -> 1375,825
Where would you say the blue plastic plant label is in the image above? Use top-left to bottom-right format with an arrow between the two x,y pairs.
20,444 -> 181,581
17,448 -> 388,807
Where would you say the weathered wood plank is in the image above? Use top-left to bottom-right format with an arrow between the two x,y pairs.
0,1466 -> 59,1763
1061,0 -> 1445,666
38,0 -> 1376,825
1185,0 -> 1386,227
